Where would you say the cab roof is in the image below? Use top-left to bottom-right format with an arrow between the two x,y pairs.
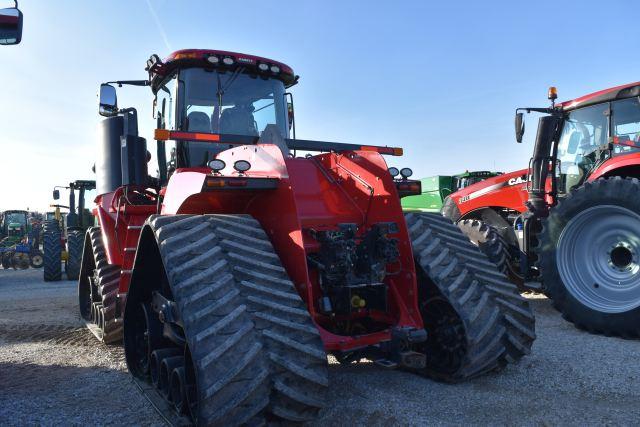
559,81 -> 640,111
148,49 -> 297,91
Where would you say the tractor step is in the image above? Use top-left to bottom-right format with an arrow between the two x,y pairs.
374,358 -> 398,369
523,281 -> 544,292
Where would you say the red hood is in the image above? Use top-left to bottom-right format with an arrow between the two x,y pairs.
448,168 -> 530,217
451,168 -> 528,199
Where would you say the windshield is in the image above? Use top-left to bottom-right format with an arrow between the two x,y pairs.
557,103 -> 609,192
5,212 -> 26,230
175,68 -> 289,167
556,97 -> 640,192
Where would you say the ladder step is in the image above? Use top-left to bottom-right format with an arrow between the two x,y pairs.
124,247 -> 137,252
127,225 -> 143,230
121,270 -> 133,275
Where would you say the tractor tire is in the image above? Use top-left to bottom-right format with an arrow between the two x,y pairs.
456,219 -> 509,274
405,212 -> 535,381
65,230 -> 83,280
456,219 -> 526,290
537,177 -> 640,338
11,252 -> 30,270
2,251 -> 13,269
78,227 -> 123,343
43,220 -> 62,282
124,215 -> 327,425
29,249 -> 44,268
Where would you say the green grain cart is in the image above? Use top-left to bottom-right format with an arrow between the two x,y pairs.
402,170 -> 502,212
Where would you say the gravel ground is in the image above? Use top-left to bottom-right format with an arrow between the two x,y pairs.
1,269 -> 639,426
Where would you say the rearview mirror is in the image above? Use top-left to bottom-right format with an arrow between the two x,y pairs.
515,112 -> 525,143
0,7 -> 23,45
99,84 -> 118,117
52,189 -> 60,200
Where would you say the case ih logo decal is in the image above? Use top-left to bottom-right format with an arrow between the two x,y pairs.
508,175 -> 530,186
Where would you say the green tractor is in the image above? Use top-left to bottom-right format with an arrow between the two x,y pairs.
0,210 -> 43,269
43,180 -> 96,281
402,170 -> 502,212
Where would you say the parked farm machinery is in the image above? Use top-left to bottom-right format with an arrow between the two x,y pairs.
79,49 -> 535,424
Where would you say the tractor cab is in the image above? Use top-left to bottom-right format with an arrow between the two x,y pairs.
516,83 -> 640,204
555,91 -> 640,193
53,180 -> 96,231
1,210 -> 28,239
98,50 -> 298,189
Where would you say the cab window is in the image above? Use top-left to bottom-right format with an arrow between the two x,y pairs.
612,97 -> 640,155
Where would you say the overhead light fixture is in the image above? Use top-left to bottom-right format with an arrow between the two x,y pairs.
233,160 -> 251,173
270,65 -> 280,73
206,55 -> 219,64
258,63 -> 269,71
208,159 -> 226,173
223,57 -> 234,65
400,168 -> 413,179
388,167 -> 400,178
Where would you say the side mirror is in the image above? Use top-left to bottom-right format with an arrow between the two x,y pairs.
0,7 -> 23,45
515,112 -> 525,143
99,84 -> 118,117
52,189 -> 60,200
287,102 -> 294,130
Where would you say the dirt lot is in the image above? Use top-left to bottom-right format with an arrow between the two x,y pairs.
1,269 -> 639,426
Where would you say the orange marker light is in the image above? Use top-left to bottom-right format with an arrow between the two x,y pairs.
154,129 -> 221,142
548,86 -> 558,100
174,52 -> 200,60
206,179 -> 226,187
154,129 -> 170,140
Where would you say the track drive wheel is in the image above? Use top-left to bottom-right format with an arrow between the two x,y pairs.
124,215 -> 328,425
405,212 -> 535,381
65,230 -> 84,280
457,219 -> 525,290
537,177 -> 640,337
43,220 -> 62,281
78,227 -> 123,343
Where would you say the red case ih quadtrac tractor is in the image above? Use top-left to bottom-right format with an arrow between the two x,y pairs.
444,83 -> 640,338
80,49 -> 534,425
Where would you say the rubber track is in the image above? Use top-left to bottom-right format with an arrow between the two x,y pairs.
65,230 -> 84,280
87,227 -> 123,343
43,220 -> 61,281
405,212 -> 535,377
207,214 -> 329,422
144,214 -> 271,425
148,214 -> 328,423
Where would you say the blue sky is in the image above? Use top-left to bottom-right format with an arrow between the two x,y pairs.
1,0 -> 639,211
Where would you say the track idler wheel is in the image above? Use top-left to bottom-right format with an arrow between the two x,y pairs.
170,366 -> 188,414
160,356 -> 185,400
150,348 -> 182,390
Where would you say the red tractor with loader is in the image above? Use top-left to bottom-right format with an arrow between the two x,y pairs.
443,83 -> 640,338
81,49 -> 534,424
